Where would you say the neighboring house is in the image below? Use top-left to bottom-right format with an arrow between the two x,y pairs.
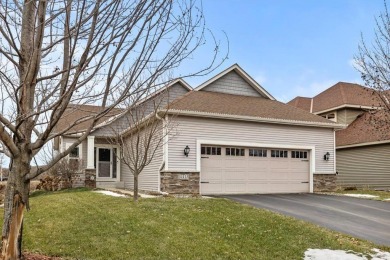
288,82 -> 390,189
54,64 -> 342,195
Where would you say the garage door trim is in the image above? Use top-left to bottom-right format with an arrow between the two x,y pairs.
196,139 -> 315,194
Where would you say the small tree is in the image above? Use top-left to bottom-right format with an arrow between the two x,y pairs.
0,0 -> 226,258
113,86 -> 176,202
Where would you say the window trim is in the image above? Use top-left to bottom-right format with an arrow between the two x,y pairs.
249,148 -> 267,157
271,149 -> 288,158
201,146 -> 222,156
291,150 -> 308,159
226,147 -> 245,157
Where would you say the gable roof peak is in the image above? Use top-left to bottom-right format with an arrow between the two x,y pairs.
194,63 -> 275,100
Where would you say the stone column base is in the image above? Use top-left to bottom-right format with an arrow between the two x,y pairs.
160,171 -> 200,194
85,169 -> 96,188
313,174 -> 337,192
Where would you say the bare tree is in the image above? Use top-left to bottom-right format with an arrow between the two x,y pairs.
0,0 -> 226,258
111,85 -> 177,202
355,1 -> 390,109
354,1 -> 390,137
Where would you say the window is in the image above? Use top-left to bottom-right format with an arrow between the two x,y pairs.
69,147 -> 79,159
271,150 -> 288,158
226,147 -> 245,156
249,148 -> 267,157
291,151 -> 308,159
322,112 -> 337,122
201,146 -> 221,155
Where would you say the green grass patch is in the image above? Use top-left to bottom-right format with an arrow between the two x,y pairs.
334,189 -> 390,201
1,189 -> 388,259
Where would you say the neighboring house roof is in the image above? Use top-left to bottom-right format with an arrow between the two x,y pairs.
287,96 -> 312,112
168,91 -> 342,128
336,110 -> 390,148
54,104 -> 123,134
311,82 -> 380,114
195,64 -> 275,100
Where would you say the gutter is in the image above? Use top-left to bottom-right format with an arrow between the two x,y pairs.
166,109 -> 346,129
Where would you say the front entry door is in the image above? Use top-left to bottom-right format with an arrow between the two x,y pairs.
97,148 -> 117,179
98,148 -> 111,178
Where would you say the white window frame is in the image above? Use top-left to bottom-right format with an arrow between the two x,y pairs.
95,144 -> 120,182
65,142 -> 82,160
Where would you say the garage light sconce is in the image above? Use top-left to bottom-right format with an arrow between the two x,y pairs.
323,152 -> 330,161
184,145 -> 190,157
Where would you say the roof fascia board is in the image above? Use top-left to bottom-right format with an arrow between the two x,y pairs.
92,79 -> 191,131
167,109 -> 345,129
195,64 -> 276,100
337,140 -> 390,149
313,104 -> 380,115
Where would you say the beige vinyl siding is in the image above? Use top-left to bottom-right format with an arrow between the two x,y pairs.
60,137 -> 87,169
336,108 -> 363,125
92,83 -> 189,137
201,70 -> 264,98
168,116 -> 335,173
62,137 -> 116,169
336,144 -> 390,189
121,122 -> 163,192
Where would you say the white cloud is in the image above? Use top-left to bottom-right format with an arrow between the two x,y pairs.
348,58 -> 363,70
292,80 -> 338,99
254,73 -> 267,85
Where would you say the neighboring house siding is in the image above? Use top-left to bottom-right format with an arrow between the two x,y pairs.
121,122 -> 163,192
336,108 -> 363,125
168,116 -> 335,173
92,83 -> 189,137
336,144 -> 390,189
201,71 -> 263,97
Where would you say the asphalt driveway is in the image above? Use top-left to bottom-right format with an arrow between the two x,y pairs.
222,194 -> 390,246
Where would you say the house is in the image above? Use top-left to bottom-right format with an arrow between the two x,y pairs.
54,64 -> 342,195
288,82 -> 390,189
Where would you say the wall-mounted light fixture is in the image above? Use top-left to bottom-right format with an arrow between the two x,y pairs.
323,152 -> 330,161
184,145 -> 190,157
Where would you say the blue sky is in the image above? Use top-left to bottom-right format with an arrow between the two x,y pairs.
183,0 -> 384,101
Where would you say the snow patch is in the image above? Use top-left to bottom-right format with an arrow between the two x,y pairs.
304,248 -> 390,260
94,190 -> 127,197
371,248 -> 390,259
344,194 -> 379,199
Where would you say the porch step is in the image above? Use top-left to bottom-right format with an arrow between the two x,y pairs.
97,181 -> 125,189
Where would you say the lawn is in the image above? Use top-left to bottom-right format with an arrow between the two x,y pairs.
334,189 -> 390,201
2,189 -> 388,260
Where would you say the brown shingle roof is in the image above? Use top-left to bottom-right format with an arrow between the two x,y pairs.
287,96 -> 312,112
54,104 -> 123,134
168,91 -> 337,124
336,110 -> 390,147
312,82 -> 380,113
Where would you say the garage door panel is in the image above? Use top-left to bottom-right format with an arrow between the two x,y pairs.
201,146 -> 310,195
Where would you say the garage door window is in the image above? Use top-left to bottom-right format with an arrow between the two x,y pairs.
249,148 -> 267,157
291,151 -> 308,159
271,150 -> 288,158
201,146 -> 222,155
226,147 -> 245,156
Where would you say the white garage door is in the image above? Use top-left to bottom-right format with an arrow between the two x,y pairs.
200,146 -> 310,194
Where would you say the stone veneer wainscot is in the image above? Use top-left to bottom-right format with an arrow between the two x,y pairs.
160,171 -> 200,194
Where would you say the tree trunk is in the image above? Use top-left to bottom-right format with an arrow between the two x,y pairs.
133,173 -> 139,202
1,157 -> 31,260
